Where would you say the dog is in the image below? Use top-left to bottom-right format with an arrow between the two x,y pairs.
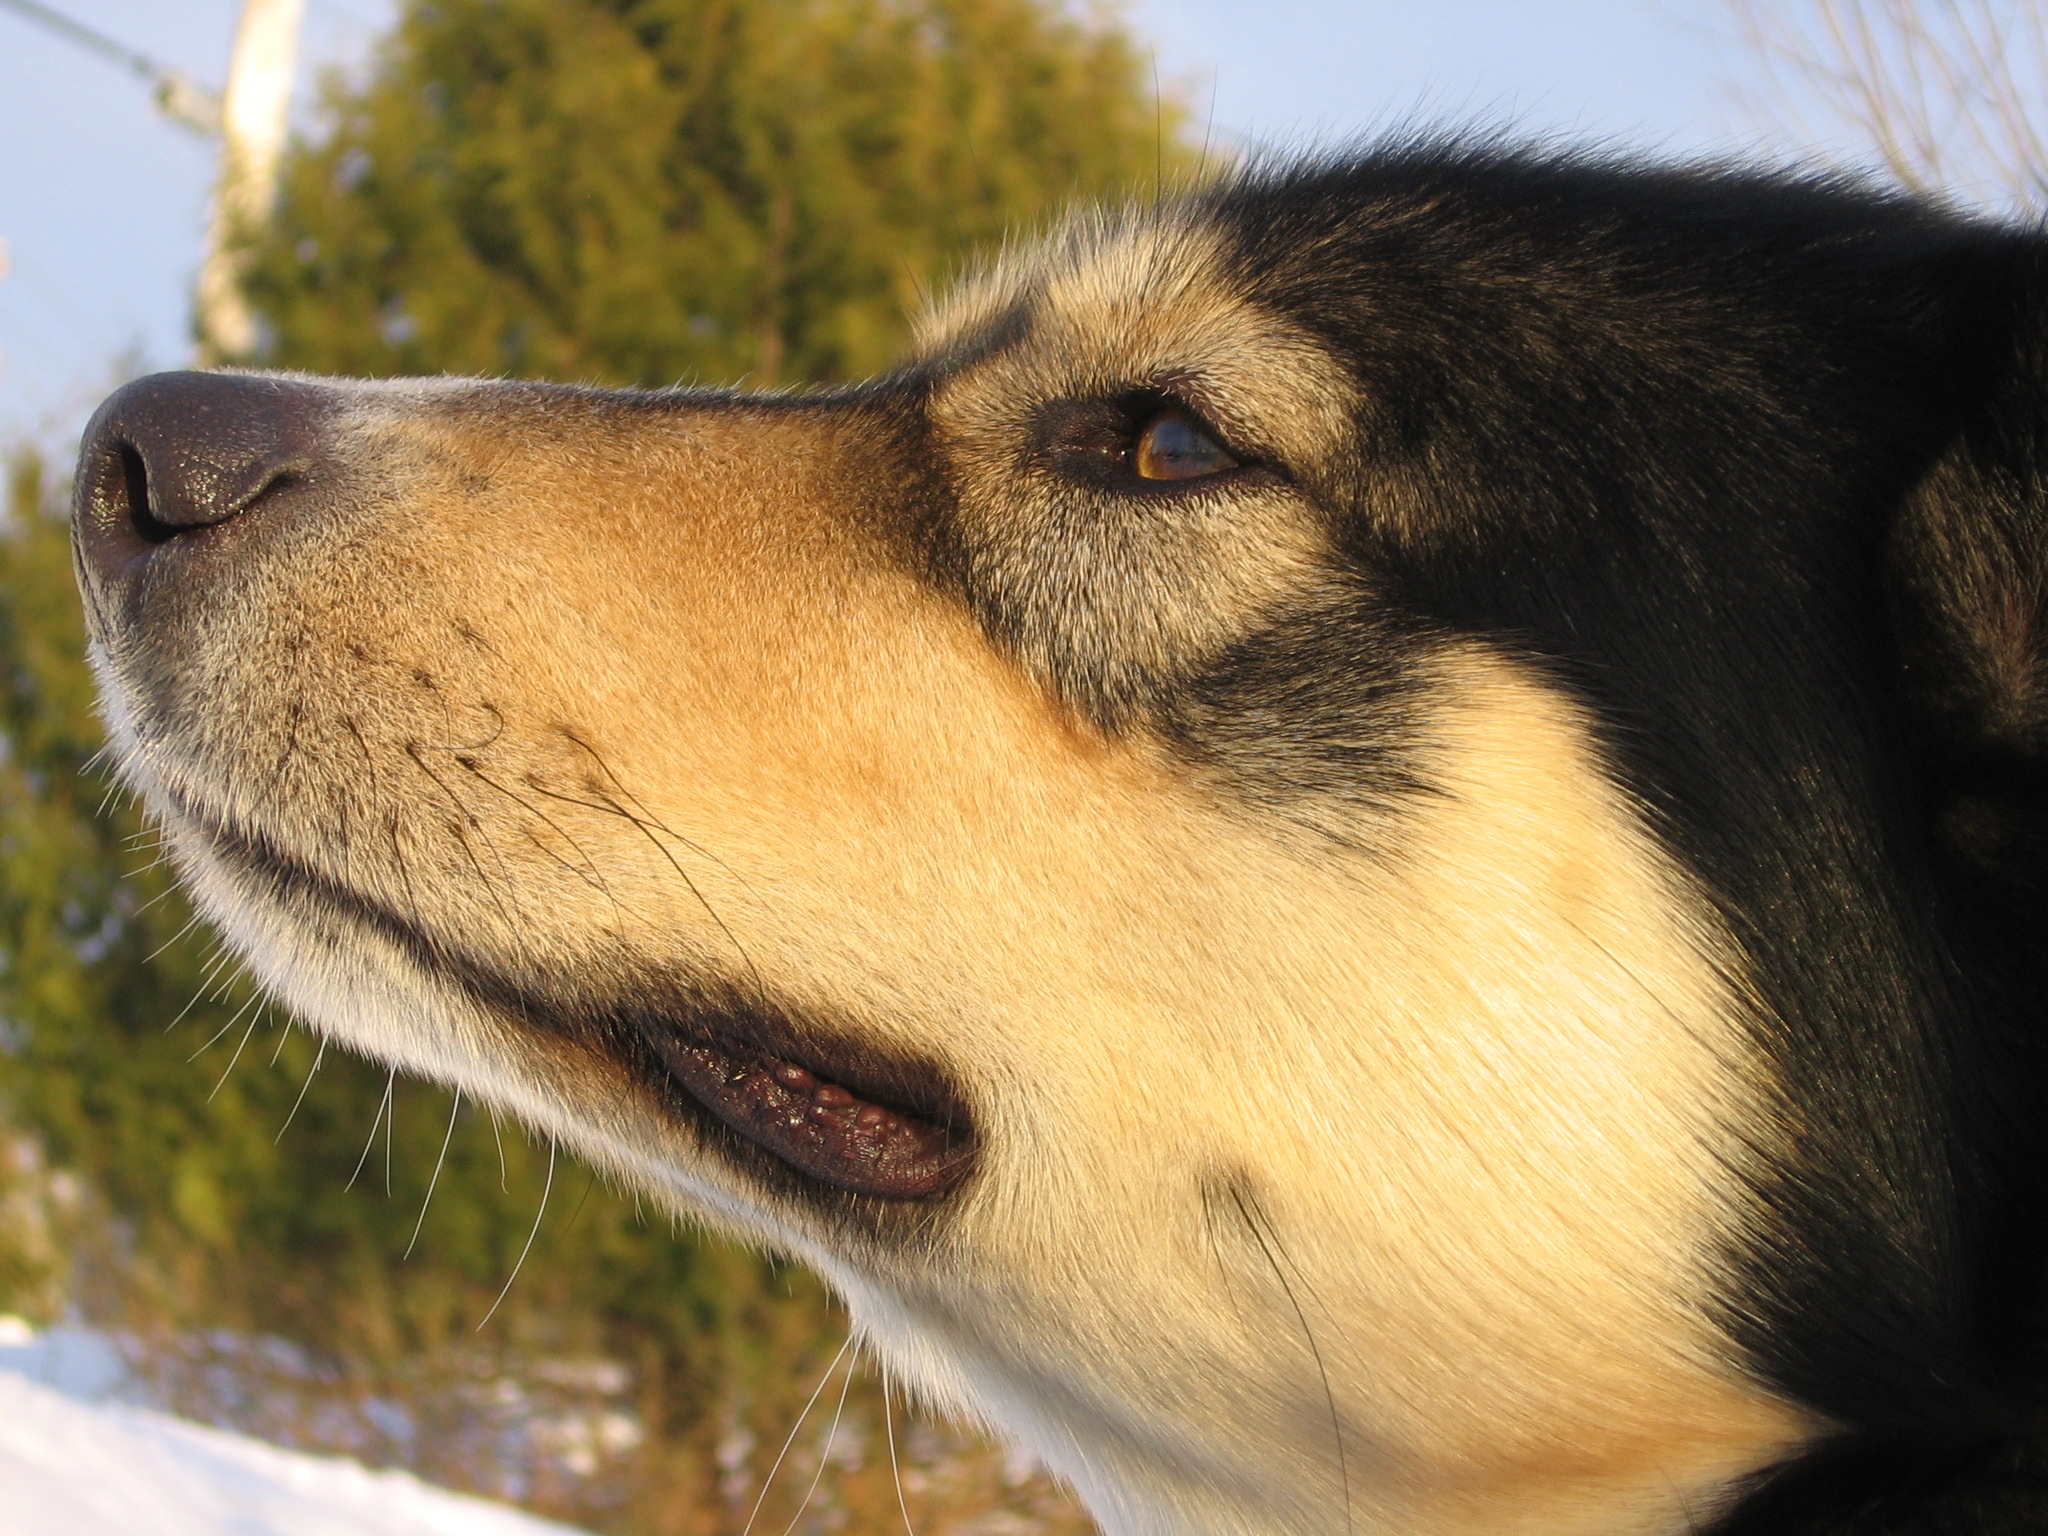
69,141 -> 2048,1535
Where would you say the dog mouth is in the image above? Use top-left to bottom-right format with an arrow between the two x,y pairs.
641,1025 -> 975,1202
162,788 -> 977,1204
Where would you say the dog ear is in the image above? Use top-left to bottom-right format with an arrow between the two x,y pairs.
1889,242 -> 2048,887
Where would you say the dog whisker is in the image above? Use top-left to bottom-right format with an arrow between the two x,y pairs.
345,1070 -> 395,1194
405,1089 -> 462,1260
883,1364 -> 918,1536
189,982 -> 262,1062
559,1163 -> 601,1237
525,775 -> 768,1008
203,998 -> 267,1100
559,729 -> 766,901
402,741 -> 528,937
131,878 -> 191,923
121,851 -> 175,882
344,716 -> 432,939
474,1134 -> 554,1333
451,754 -> 626,919
740,1333 -> 855,1536
162,941 -> 235,1032
273,1036 -> 326,1144
1230,1185 -> 1351,1536
438,697 -> 508,755
258,698 -> 306,803
777,1348 -> 857,1536
488,1105 -> 509,1195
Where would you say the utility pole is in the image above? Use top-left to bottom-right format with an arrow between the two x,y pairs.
0,0 -> 219,134
195,0 -> 306,365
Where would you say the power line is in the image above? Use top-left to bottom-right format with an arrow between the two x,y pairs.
0,0 -> 220,134
0,0 -> 157,77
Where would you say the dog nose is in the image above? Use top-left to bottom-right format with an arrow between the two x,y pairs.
73,371 -> 335,577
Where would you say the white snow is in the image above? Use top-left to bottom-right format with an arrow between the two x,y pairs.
0,1354 -> 597,1536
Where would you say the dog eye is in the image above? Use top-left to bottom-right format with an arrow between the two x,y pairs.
1132,409 -> 1238,481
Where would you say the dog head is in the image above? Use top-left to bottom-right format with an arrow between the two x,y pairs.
71,145 -> 2048,1536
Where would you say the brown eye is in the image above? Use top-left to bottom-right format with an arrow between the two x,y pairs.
1132,409 -> 1238,481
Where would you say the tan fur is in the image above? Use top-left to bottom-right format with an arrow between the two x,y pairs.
925,216 -> 1360,703
86,216 -> 1818,1536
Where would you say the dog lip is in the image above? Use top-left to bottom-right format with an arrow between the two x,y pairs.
119,785 -> 978,1204
640,1024 -> 976,1201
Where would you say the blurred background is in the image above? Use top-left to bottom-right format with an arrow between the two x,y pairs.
0,3 -> 2039,1533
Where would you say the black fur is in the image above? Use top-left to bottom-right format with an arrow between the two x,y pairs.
1179,146 -> 2048,1534
72,139 -> 2048,1534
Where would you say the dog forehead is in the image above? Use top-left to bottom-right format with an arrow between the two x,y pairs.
918,208 -> 1359,471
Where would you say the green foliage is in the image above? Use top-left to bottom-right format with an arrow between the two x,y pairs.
0,457 -> 1086,1534
0,458 -> 776,1521
246,0 -> 1196,386
2,0 -> 1193,1529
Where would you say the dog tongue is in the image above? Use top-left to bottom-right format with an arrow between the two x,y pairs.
650,1037 -> 968,1199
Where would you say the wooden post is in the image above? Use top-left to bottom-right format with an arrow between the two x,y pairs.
195,0 -> 305,365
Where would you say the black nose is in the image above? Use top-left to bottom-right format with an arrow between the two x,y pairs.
73,371 -> 336,577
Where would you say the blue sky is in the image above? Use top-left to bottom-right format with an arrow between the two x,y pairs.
0,0 -> 1795,449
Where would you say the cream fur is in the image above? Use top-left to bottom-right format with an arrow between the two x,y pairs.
84,215 -> 1817,1536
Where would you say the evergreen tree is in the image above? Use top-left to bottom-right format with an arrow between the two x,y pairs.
246,0 -> 1195,386
0,1 -> 1195,1530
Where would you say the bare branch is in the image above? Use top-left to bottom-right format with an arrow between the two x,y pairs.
1726,0 -> 2048,212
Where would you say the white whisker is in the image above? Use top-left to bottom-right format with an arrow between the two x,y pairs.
884,1364 -> 918,1536
405,1090 -> 462,1260
205,1001 -> 267,1101
345,1071 -> 394,1192
475,1135 -> 555,1332
777,1349 -> 855,1536
741,1333 -> 855,1536
274,1036 -> 326,1143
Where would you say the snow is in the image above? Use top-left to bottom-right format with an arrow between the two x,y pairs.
0,1319 -> 125,1400
0,1333 -> 597,1536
